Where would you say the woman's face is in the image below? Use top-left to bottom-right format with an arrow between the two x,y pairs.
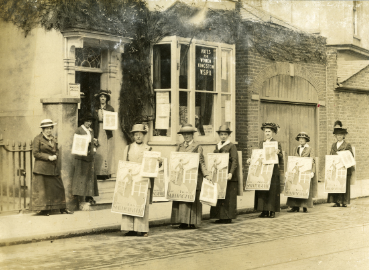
264,128 -> 274,139
134,132 -> 145,143
298,138 -> 307,145
335,134 -> 344,141
84,120 -> 92,128
43,127 -> 53,136
219,132 -> 230,141
100,95 -> 107,104
183,133 -> 194,142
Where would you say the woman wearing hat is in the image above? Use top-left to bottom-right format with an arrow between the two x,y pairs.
30,119 -> 73,216
121,124 -> 158,237
72,113 -> 99,206
327,121 -> 354,207
247,122 -> 283,218
94,90 -> 115,179
171,123 -> 211,229
286,132 -> 317,213
210,125 -> 239,224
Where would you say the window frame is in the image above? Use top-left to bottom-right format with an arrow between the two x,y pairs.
149,36 -> 235,145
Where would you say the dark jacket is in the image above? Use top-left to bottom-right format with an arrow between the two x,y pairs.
176,141 -> 209,190
259,138 -> 283,176
33,133 -> 59,176
214,142 -> 238,182
94,104 -> 114,139
74,126 -> 95,162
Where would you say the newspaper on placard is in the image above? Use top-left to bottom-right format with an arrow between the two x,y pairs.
140,151 -> 161,178
337,150 -> 356,168
111,161 -> 149,217
156,92 -> 170,104
166,152 -> 199,202
208,153 -> 229,199
103,111 -> 118,130
324,155 -> 347,193
71,134 -> 89,156
153,158 -> 169,201
245,149 -> 273,190
199,178 -> 218,207
263,141 -> 279,164
284,156 -> 313,199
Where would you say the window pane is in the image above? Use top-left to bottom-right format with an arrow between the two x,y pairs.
195,92 -> 214,136
179,44 -> 189,89
75,47 -> 101,68
221,94 -> 231,127
195,46 -> 215,91
153,44 -> 171,89
221,50 -> 230,93
179,91 -> 189,127
153,91 -> 171,137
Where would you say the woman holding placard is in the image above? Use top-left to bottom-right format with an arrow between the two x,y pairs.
247,122 -> 283,218
31,119 -> 73,216
94,90 -> 115,180
327,121 -> 354,207
287,132 -> 316,213
121,124 -> 155,237
210,125 -> 239,224
171,124 -> 211,229
72,113 -> 99,206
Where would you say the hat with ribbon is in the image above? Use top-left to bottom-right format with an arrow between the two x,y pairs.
216,125 -> 232,134
177,123 -> 197,134
95,90 -> 111,102
261,122 -> 280,134
295,132 -> 310,142
40,119 -> 57,128
130,124 -> 148,134
333,120 -> 348,135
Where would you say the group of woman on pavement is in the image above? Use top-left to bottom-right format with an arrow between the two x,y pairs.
29,90 -> 355,237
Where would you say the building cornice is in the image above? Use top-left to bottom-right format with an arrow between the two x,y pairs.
327,44 -> 369,58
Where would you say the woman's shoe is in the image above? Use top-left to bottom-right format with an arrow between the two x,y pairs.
342,204 -> 347,207
287,207 -> 299,212
303,207 -> 308,213
38,210 -> 50,216
189,224 -> 197,229
215,220 -> 224,224
178,223 -> 188,229
259,211 -> 269,218
269,211 -> 275,218
333,203 -> 340,207
124,231 -> 138,236
224,219 -> 232,224
141,232 -> 149,237
60,209 -> 74,214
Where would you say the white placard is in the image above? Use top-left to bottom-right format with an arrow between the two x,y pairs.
103,111 -> 118,130
207,153 -> 229,199
69,83 -> 80,97
71,134 -> 89,156
156,92 -> 170,104
200,178 -> 218,207
324,155 -> 347,193
284,156 -> 313,199
156,116 -> 169,130
156,103 -> 171,117
153,158 -> 169,202
245,149 -> 273,190
140,151 -> 161,178
263,141 -> 279,164
337,150 -> 356,168
225,100 -> 231,122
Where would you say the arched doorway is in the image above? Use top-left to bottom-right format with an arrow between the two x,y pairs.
259,75 -> 318,156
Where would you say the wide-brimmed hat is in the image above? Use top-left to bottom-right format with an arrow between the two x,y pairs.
295,132 -> 310,142
177,124 -> 197,134
40,119 -> 57,128
130,124 -> 147,134
95,90 -> 111,102
81,113 -> 95,122
333,120 -> 348,135
216,125 -> 232,134
261,122 -> 280,134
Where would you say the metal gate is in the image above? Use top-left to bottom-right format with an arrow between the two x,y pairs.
0,135 -> 33,213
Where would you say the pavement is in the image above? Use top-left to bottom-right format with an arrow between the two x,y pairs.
0,197 -> 369,269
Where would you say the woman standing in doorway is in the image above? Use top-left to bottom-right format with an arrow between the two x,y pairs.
94,90 -> 115,180
247,122 -> 283,218
210,125 -> 239,224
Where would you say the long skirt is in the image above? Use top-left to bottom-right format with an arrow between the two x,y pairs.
72,158 -> 99,196
327,174 -> 351,205
171,190 -> 202,225
121,188 -> 151,232
95,123 -> 113,176
30,173 -> 66,211
254,174 -> 280,212
286,180 -> 314,208
210,181 -> 237,220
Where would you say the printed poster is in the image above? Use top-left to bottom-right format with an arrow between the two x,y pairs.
337,150 -> 356,168
103,111 -> 118,130
155,103 -> 170,129
71,134 -> 89,156
153,158 -> 169,202
203,125 -> 213,136
263,141 -> 279,164
207,153 -> 229,199
324,155 -> 347,193
111,161 -> 149,217
245,149 -> 274,190
140,151 -> 161,178
166,152 -> 199,202
199,178 -> 218,207
284,156 -> 313,199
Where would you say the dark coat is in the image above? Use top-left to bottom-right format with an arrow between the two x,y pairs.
74,126 -> 95,162
94,104 -> 114,140
176,141 -> 209,191
33,133 -> 59,176
259,138 -> 283,175
214,142 -> 238,182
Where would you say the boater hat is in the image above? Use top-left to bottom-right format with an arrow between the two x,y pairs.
177,123 -> 197,134
295,132 -> 310,142
81,113 -> 95,122
40,119 -> 57,128
216,125 -> 232,134
333,120 -> 348,135
95,90 -> 111,102
261,122 -> 280,134
130,124 -> 147,134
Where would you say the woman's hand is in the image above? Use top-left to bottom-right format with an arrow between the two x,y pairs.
205,175 -> 214,184
246,158 -> 251,164
227,173 -> 232,180
157,157 -> 164,163
310,172 -> 315,178
48,155 -> 56,161
275,149 -> 280,155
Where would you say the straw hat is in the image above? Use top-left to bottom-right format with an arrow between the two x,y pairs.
295,132 -> 310,142
40,119 -> 57,128
333,120 -> 348,135
216,125 -> 232,134
95,90 -> 111,102
177,124 -> 197,134
261,122 -> 280,134
130,124 -> 147,134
